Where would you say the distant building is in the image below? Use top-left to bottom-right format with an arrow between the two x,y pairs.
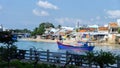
98,26 -> 108,33
108,22 -> 119,34
107,22 -> 120,43
88,25 -> 99,32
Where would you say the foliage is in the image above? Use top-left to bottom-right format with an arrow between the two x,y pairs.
75,28 -> 79,32
42,22 -> 54,28
0,60 -> 78,68
31,27 -> 38,36
85,50 -> 117,68
95,50 -> 117,68
0,31 -> 18,68
118,27 -> 120,33
0,61 -> 8,67
0,31 -> 17,45
37,23 -> 45,35
0,45 -> 17,61
31,22 -> 55,35
85,51 -> 96,67
57,25 -> 62,29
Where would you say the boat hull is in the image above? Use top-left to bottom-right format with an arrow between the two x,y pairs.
57,42 -> 94,51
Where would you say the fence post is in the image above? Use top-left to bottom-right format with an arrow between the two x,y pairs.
47,50 -> 49,62
66,51 -> 69,63
30,48 -> 33,60
34,50 -> 39,68
64,51 -> 71,67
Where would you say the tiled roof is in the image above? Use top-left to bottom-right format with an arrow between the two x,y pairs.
109,22 -> 118,27
79,28 -> 96,32
89,28 -> 96,31
98,27 -> 108,31
79,29 -> 87,32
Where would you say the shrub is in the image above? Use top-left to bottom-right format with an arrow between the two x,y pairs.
85,50 -> 117,68
95,50 -> 117,68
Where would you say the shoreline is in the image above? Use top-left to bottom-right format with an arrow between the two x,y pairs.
20,38 -> 76,44
20,38 -> 119,46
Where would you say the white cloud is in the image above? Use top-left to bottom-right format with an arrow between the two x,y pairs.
55,17 -> 82,24
37,0 -> 59,10
55,17 -> 102,26
33,9 -> 49,16
106,10 -> 120,18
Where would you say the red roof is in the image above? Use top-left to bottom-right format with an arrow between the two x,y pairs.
109,22 -> 118,27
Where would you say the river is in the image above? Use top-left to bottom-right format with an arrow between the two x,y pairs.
0,39 -> 120,55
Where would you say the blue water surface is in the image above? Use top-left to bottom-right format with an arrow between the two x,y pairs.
0,39 -> 120,54
15,40 -> 59,52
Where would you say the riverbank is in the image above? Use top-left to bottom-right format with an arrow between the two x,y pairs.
20,38 -> 76,44
20,38 -> 118,46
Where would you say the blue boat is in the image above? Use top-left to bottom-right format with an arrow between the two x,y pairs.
57,41 -> 94,51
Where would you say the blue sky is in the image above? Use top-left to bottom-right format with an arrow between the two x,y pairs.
0,0 -> 120,30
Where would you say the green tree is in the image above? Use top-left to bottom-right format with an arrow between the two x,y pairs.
31,22 -> 55,35
85,51 -> 96,67
0,31 -> 17,44
0,31 -> 17,68
22,28 -> 31,33
31,27 -> 38,36
43,22 -> 54,28
95,50 -> 116,68
85,50 -> 117,68
37,23 -> 46,35
57,25 -> 62,29
118,27 -> 120,33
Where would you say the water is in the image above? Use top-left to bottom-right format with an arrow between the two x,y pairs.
15,40 -> 59,52
1,39 -> 120,55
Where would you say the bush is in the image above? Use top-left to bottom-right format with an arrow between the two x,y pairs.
95,50 -> 117,68
0,45 -> 17,61
85,50 -> 117,68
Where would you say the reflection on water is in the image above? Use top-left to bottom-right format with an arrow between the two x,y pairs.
0,40 -> 120,55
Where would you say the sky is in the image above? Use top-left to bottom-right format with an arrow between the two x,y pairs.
0,0 -> 120,30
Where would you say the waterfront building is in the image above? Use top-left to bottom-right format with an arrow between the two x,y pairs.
108,22 -> 120,43
108,22 -> 119,34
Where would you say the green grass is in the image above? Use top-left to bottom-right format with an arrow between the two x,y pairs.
0,60 -> 78,68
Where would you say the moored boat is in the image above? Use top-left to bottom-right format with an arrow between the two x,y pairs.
57,41 -> 94,51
